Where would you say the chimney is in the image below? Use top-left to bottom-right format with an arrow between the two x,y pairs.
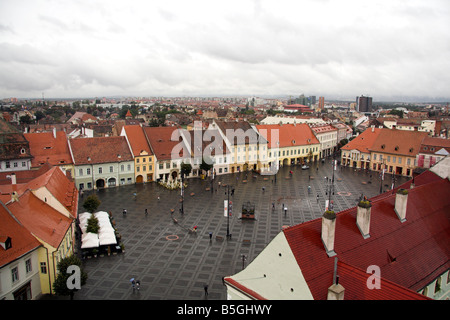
10,173 -> 16,185
321,210 -> 337,257
394,189 -> 408,222
356,199 -> 371,239
52,127 -> 57,139
327,257 -> 345,300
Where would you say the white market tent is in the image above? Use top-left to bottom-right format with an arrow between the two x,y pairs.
79,211 -> 116,249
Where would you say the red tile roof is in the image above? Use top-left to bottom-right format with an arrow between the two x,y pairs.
369,128 -> 428,156
69,136 -> 133,165
24,166 -> 78,219
0,202 -> 41,267
25,131 -> 73,168
143,126 -> 188,160
122,125 -> 153,157
283,171 -> 450,300
256,124 -> 320,148
7,190 -> 72,248
341,127 -> 382,153
335,260 -> 430,300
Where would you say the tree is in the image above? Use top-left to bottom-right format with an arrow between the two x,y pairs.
180,162 -> 192,179
86,215 -> 100,234
53,255 -> 88,300
82,194 -> 101,213
200,157 -> 213,174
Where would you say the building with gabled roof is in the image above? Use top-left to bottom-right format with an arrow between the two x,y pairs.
224,160 -> 450,300
256,123 -> 320,169
24,129 -> 74,178
69,136 -> 134,190
0,118 -> 33,173
370,128 -> 427,176
143,126 -> 190,182
121,125 -> 155,183
0,201 -> 42,300
7,190 -> 73,295
341,126 -> 382,169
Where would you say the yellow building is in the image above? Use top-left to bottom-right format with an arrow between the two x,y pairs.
369,129 -> 428,177
121,125 -> 155,183
7,190 -> 74,294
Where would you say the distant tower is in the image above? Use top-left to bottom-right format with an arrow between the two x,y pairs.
357,95 -> 372,113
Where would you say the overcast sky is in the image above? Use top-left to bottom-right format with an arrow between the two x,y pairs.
1,0 -> 449,101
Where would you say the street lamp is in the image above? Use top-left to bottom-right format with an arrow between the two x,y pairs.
379,159 -> 386,194
225,184 -> 234,239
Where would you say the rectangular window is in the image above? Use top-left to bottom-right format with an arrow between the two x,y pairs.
79,183 -> 84,190
11,267 -> 19,283
25,259 -> 32,273
14,162 -> 18,168
166,162 -> 170,169
137,166 -> 140,172
136,158 -> 140,163
121,164 -> 124,171
159,163 -> 163,170
40,262 -> 47,274
110,166 -> 113,173
398,157 -> 402,164
373,154 -> 377,161
79,168 -> 83,176
143,166 -> 146,172
98,167 -> 102,174
6,161 -> 10,168
143,158 -> 146,162
149,165 -> 152,171
87,182 -> 92,189
22,161 -> 26,167
127,164 -> 131,171
87,168 -> 91,175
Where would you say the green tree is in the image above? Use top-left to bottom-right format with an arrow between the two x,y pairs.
53,255 -> 88,300
200,157 -> 213,174
86,215 -> 100,234
180,162 -> 192,179
82,194 -> 101,213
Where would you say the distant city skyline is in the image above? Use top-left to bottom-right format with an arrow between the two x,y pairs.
1,1 -> 449,102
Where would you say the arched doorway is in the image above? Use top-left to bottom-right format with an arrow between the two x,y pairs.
108,178 -> 116,187
96,179 -> 105,189
136,175 -> 144,183
171,170 -> 178,181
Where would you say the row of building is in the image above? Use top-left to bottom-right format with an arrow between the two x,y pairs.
0,118 -> 346,192
341,126 -> 450,176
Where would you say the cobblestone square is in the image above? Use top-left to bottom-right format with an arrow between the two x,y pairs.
74,162 -> 409,300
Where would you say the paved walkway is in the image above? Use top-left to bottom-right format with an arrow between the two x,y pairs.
73,161 -> 409,300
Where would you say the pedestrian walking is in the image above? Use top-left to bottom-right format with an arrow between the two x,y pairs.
130,278 -> 136,291
272,202 -> 275,210
204,284 -> 209,296
123,209 -> 127,215
209,232 -> 213,241
144,208 -> 148,216
316,194 -> 319,202
308,185 -> 311,194
284,206 -> 287,216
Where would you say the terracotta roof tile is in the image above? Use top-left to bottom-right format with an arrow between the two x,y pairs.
256,123 -> 320,148
369,128 -> 428,156
143,126 -> 188,160
341,127 -> 382,153
7,190 -> 72,248
69,136 -> 133,165
0,202 -> 41,267
283,171 -> 450,300
25,131 -> 73,168
122,125 -> 153,156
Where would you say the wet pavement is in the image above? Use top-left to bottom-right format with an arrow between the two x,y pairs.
72,161 -> 409,300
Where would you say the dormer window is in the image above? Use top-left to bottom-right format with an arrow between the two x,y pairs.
20,148 -> 26,154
